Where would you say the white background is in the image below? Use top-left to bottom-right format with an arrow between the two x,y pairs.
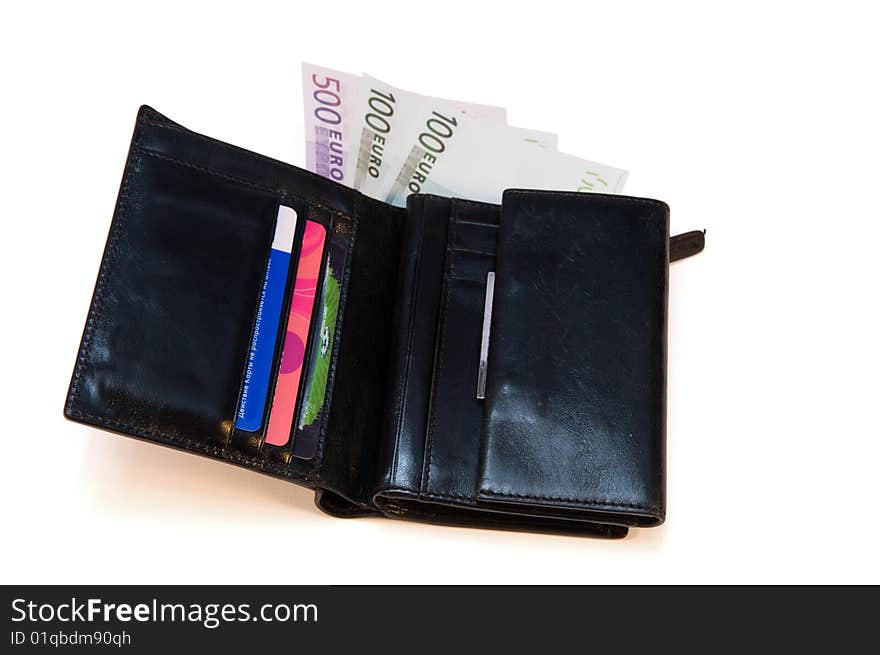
2,1 -> 878,584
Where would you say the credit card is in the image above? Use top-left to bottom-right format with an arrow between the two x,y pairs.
292,230 -> 351,459
234,205 -> 298,432
264,219 -> 327,447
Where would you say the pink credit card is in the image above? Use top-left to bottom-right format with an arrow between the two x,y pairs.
265,220 -> 327,446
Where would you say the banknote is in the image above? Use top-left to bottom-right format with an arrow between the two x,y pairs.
379,108 -> 562,207
301,62 -> 362,186
377,105 -> 558,206
353,74 -> 508,197
301,63 -> 625,206
407,141 -> 628,205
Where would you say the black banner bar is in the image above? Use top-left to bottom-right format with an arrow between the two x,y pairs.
2,586 -> 875,651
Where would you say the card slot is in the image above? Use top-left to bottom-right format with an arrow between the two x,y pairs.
315,193 -> 401,506
447,247 -> 496,258
261,220 -> 326,451
447,249 -> 496,283
254,205 -> 333,469
290,211 -> 355,462
226,205 -> 349,474
252,203 -> 355,475
445,275 -> 489,284
421,274 -> 491,500
451,219 -> 499,229
375,195 -> 453,496
376,195 -> 500,502
420,209 -> 497,500
450,219 -> 499,254
229,200 -> 308,458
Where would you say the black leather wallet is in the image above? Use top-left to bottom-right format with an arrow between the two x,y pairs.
64,106 -> 704,538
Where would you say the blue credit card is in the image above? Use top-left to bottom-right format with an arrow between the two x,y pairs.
235,205 -> 298,432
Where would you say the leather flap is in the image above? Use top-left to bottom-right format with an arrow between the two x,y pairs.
64,106 -> 406,501
475,190 -> 669,527
64,109 -> 281,454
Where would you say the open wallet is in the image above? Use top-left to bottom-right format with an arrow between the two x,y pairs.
64,106 -> 705,539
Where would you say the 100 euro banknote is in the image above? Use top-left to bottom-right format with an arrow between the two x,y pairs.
379,107 -> 560,207
410,140 -> 628,205
354,74 -> 508,198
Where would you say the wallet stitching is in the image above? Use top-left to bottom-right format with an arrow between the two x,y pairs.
390,198 -> 429,489
376,487 -> 657,514
68,133 -> 356,481
478,489 -> 660,512
421,207 -> 459,495
140,118 -> 311,189
504,189 -> 669,214
66,145 -> 142,422
65,408 -> 301,478
140,118 -> 375,220
438,196 -> 496,211
136,147 -> 354,229
138,147 -> 282,194
135,146 -> 352,222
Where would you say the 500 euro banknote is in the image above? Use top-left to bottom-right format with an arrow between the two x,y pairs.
301,62 -> 362,187
302,64 -> 511,193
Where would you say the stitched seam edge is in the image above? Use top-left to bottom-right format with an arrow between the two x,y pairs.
503,189 -> 668,213
418,195 -> 496,211
141,117 -> 401,225
375,487 -> 658,514
135,146 -> 352,222
66,408 -> 304,478
66,146 -> 140,423
479,489 -> 660,512
141,118 -> 352,197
